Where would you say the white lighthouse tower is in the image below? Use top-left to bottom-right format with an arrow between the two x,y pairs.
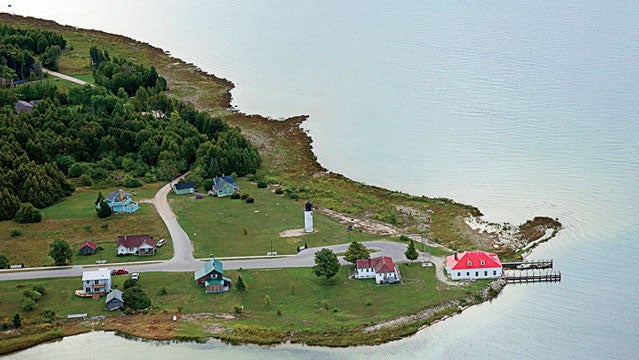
304,201 -> 314,233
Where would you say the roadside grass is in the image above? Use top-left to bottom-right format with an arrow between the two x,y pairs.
173,178 -> 384,258
0,183 -> 171,267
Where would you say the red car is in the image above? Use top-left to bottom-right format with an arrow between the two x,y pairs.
111,268 -> 128,275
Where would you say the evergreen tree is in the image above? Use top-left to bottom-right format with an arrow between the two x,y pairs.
405,240 -> 419,261
14,203 -> 42,223
12,313 -> 21,328
96,200 -> 112,218
344,240 -> 371,264
0,253 -> 8,269
236,275 -> 246,291
48,239 -> 72,266
312,248 -> 340,281
0,188 -> 21,220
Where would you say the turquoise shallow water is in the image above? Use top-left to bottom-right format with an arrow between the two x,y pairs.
2,1 -> 638,358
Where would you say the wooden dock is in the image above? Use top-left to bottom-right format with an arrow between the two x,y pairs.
502,259 -> 553,270
503,271 -> 561,283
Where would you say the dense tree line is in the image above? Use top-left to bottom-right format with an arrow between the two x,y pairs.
0,28 -> 261,221
0,25 -> 66,78
91,47 -> 167,96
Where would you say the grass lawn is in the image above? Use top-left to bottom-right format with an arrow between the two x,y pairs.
0,183 -> 171,267
172,178 -> 386,258
0,265 -> 488,339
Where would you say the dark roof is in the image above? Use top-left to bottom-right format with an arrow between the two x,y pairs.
117,235 -> 156,249
79,241 -> 97,250
14,100 -> 33,114
212,176 -> 239,191
174,182 -> 195,191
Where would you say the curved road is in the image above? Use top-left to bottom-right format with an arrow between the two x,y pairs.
0,179 -> 410,281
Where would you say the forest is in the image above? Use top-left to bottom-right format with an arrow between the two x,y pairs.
0,26 -> 261,222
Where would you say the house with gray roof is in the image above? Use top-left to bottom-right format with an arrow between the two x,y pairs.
105,289 -> 124,311
212,176 -> 239,197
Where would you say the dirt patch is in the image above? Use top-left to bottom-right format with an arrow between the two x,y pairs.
103,312 -> 179,340
204,323 -> 230,335
316,207 -> 398,236
279,229 -> 308,237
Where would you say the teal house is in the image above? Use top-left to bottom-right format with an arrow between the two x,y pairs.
103,189 -> 139,213
173,181 -> 196,195
212,176 -> 239,197
194,259 -> 231,293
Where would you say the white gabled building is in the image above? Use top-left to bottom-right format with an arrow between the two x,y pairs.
445,250 -> 503,280
82,268 -> 111,295
354,256 -> 401,284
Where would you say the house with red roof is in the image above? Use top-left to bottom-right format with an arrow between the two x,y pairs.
445,250 -> 502,280
354,256 -> 401,284
116,235 -> 156,256
79,240 -> 97,256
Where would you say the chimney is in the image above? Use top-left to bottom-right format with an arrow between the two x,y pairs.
454,252 -> 458,260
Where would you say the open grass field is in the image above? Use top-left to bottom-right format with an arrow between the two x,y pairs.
0,266 -> 488,340
0,183 -> 171,267
172,178 -> 387,258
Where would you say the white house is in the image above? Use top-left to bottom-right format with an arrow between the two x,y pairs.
354,256 -> 401,284
82,268 -> 111,295
116,235 -> 156,256
445,250 -> 503,280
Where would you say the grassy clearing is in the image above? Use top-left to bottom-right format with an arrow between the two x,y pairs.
173,178 -> 385,257
0,266 -> 488,346
0,183 -> 171,267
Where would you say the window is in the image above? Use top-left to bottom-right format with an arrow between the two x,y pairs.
481,260 -> 485,266
466,272 -> 470,276
467,261 -> 472,266
493,270 -> 497,275
475,271 -> 478,277
484,271 -> 487,276
457,272 -> 461,277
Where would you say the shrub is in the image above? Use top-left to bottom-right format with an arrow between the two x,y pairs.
230,192 -> 241,199
158,286 -> 168,295
246,174 -> 256,181
241,193 -> 249,200
246,197 -> 254,203
23,289 -> 42,302
32,285 -> 46,295
257,180 -> 267,189
276,309 -> 282,316
234,304 -> 244,315
22,299 -> 35,311
42,309 -> 56,323
15,203 -> 42,223
77,173 -> 93,186
0,254 -> 8,269
123,278 -> 138,290
274,188 -> 284,195
9,229 -> 23,238
122,177 -> 142,188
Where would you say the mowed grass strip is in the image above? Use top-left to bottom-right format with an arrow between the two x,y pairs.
172,178 -> 384,258
0,183 -> 171,267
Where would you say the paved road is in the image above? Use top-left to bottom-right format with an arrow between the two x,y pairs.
42,69 -> 91,86
0,178 -> 411,281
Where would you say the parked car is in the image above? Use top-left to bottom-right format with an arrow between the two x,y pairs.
156,239 -> 166,247
111,268 -> 128,275
131,272 -> 139,281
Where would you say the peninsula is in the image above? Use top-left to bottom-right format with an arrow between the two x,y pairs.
0,13 -> 561,354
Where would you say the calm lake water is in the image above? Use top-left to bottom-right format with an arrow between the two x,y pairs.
2,1 -> 638,359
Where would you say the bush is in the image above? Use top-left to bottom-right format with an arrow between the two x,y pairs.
274,188 -> 284,195
32,285 -> 46,295
23,289 -> 42,302
123,278 -> 138,290
0,254 -> 8,269
241,193 -> 249,200
122,177 -> 142,188
234,304 -> 244,315
230,192 -> 241,199
15,203 -> 42,223
158,286 -> 168,295
256,180 -> 267,189
9,229 -> 23,238
22,299 -> 35,311
246,197 -> 254,204
77,173 -> 93,186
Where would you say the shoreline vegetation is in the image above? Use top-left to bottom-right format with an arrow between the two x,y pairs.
0,13 -> 562,354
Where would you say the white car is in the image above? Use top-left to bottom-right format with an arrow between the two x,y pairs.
131,273 -> 139,281
156,239 -> 166,247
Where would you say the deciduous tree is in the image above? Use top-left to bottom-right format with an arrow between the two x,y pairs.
48,239 -> 72,266
312,248 -> 340,281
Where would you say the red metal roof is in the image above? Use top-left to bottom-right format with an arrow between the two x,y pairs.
117,235 -> 156,249
356,259 -> 372,269
80,240 -> 97,250
372,256 -> 395,273
446,250 -> 502,270
357,256 -> 395,273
